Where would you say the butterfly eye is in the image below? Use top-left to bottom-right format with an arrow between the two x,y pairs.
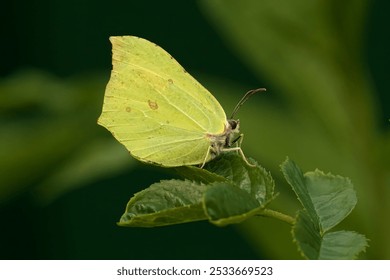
231,121 -> 237,130
228,119 -> 239,130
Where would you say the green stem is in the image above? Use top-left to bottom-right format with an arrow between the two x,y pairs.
258,209 -> 295,225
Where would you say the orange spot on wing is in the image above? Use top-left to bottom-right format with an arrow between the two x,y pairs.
148,100 -> 158,110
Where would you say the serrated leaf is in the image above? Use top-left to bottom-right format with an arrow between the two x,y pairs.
282,158 -> 356,233
118,180 -> 207,227
292,210 -> 322,260
205,153 -> 275,204
293,210 -> 368,259
204,182 -> 264,226
319,231 -> 368,260
120,154 -> 275,227
281,158 -> 319,226
177,153 -> 275,226
305,169 -> 356,232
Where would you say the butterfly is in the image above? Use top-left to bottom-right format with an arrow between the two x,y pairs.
98,36 -> 265,167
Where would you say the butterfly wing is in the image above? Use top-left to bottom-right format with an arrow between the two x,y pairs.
98,36 -> 227,166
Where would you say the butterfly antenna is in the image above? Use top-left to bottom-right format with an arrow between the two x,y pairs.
230,88 -> 266,119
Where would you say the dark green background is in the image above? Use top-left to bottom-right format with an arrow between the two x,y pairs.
1,0 -> 389,259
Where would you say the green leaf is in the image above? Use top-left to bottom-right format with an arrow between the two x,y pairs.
319,231 -> 368,260
205,153 -> 275,204
174,165 -> 227,184
120,154 -> 275,227
305,169 -> 356,232
118,179 -> 207,227
293,210 -> 368,259
202,153 -> 275,226
283,158 -> 366,259
281,158 -> 319,226
281,158 -> 356,233
204,182 -> 264,226
292,210 -> 322,260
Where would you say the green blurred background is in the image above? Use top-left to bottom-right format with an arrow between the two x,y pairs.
1,0 -> 389,259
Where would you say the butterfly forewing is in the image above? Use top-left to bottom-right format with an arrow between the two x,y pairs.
98,36 -> 227,166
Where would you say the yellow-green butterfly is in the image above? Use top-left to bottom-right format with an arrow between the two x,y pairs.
98,36 -> 265,167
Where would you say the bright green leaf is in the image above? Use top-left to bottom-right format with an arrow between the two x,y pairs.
118,180 -> 207,227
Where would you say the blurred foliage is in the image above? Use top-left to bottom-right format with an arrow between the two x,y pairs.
1,0 -> 389,259
0,70 -> 134,204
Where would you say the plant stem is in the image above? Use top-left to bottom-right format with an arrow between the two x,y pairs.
258,209 -> 295,225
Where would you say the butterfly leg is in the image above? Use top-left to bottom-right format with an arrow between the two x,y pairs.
224,132 -> 254,167
200,146 -> 212,168
238,135 -> 256,167
237,146 -> 256,167
223,146 -> 255,167
225,134 -> 255,167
